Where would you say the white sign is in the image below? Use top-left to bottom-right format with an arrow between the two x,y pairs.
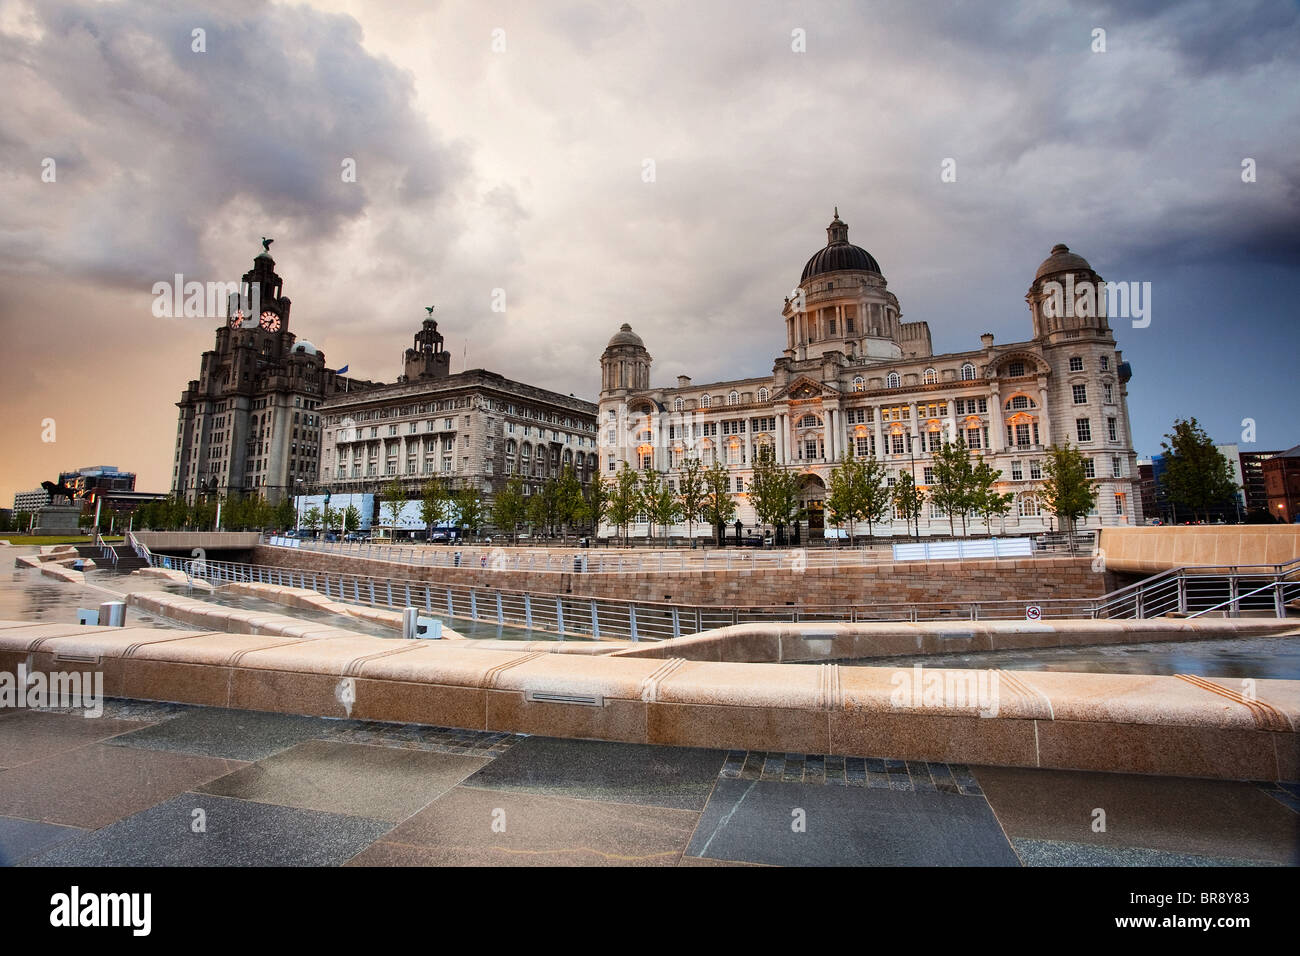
1025,605 -> 1042,621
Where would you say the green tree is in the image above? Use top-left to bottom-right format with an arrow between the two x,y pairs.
343,504 -> 361,534
273,496 -> 296,531
748,446 -> 801,542
527,478 -> 560,537
581,473 -> 610,537
675,457 -> 708,543
555,465 -> 584,542
606,464 -> 641,546
251,495 -> 274,531
302,506 -> 322,534
826,453 -> 864,543
973,484 -> 1015,535
1039,441 -> 1097,544
1160,417 -> 1240,522
892,472 -> 924,538
419,480 -> 447,540
640,470 -> 680,545
454,484 -> 485,537
381,479 -> 406,534
858,456 -> 891,540
492,475 -> 528,543
702,461 -> 737,545
929,437 -> 979,536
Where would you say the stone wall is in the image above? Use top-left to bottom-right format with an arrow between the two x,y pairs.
1097,525 -> 1300,574
250,546 -> 1109,608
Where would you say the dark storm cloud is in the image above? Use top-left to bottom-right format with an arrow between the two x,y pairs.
0,0 -> 464,287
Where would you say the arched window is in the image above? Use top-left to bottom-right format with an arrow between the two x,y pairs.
701,395 -> 711,408
727,391 -> 739,406
673,397 -> 684,411
1005,395 -> 1037,411
757,387 -> 769,402
923,368 -> 938,385
852,376 -> 864,392
961,363 -> 976,381
798,414 -> 821,428
886,372 -> 901,389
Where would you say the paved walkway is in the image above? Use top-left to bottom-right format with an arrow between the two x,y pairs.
1,700 -> 1294,866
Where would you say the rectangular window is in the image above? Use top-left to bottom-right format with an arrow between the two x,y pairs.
891,434 -> 905,455
1115,493 -> 1125,516
1076,419 -> 1092,442
966,428 -> 981,449
1069,357 -> 1084,372
923,467 -> 935,484
1104,384 -> 1113,404
1072,384 -> 1087,404
1029,460 -> 1042,480
734,477 -> 744,492
1011,461 -> 1023,481
1083,459 -> 1096,479
856,437 -> 872,457
1112,456 -> 1123,477
1100,356 -> 1110,370
805,439 -> 819,460
1108,417 -> 1118,442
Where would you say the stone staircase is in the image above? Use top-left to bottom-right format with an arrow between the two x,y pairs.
74,544 -> 148,573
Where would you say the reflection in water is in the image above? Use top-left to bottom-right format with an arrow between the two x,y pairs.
857,635 -> 1300,680
0,562 -> 184,630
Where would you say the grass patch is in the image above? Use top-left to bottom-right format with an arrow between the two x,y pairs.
0,535 -> 124,546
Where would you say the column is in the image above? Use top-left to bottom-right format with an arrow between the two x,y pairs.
989,385 -> 1004,452
777,412 -> 787,464
1038,384 -> 1052,448
873,406 -> 884,459
823,410 -> 834,461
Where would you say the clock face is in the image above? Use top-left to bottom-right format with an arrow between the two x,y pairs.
229,310 -> 244,329
260,311 -> 281,332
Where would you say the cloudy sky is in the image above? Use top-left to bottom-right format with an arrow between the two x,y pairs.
1,0 -> 1297,503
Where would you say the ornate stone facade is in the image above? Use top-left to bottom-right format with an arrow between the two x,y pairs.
598,212 -> 1143,536
319,314 -> 599,501
171,247 -> 378,504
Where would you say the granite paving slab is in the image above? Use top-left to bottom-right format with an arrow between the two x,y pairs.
686,777 -> 1020,867
24,793 -> 390,867
197,740 -> 488,822
1012,838 -> 1281,867
0,711 -> 150,769
349,785 -> 698,866
973,765 -> 1300,866
461,736 -> 727,811
0,815 -> 87,866
0,743 -> 246,828
108,707 -> 340,761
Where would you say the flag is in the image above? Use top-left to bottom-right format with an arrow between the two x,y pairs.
337,364 -> 349,374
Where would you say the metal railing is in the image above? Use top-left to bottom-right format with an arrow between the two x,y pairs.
93,532 -> 117,568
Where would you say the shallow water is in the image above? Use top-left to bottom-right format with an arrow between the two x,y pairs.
846,635 -> 1300,680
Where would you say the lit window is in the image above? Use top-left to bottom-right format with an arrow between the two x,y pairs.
853,376 -> 864,392
923,368 -> 938,385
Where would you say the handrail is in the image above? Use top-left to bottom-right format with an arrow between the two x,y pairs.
1185,580 -> 1293,620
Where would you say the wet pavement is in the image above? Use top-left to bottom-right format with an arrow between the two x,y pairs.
0,701 -> 1293,866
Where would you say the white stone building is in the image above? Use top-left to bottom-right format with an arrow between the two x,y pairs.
598,211 -> 1143,537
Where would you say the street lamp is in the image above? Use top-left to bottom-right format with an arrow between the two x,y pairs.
294,479 -> 304,533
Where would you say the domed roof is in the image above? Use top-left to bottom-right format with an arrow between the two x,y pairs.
1034,243 -> 1094,281
293,341 -> 319,356
800,209 -> 881,282
606,323 -> 645,349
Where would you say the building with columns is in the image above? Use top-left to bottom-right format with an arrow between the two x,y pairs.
318,312 -> 599,504
598,211 -> 1143,537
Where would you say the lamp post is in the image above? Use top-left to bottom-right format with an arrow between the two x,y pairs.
294,479 -> 304,533
908,432 -> 920,540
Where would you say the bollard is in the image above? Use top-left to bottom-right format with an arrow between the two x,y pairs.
98,601 -> 126,627
401,606 -> 419,639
